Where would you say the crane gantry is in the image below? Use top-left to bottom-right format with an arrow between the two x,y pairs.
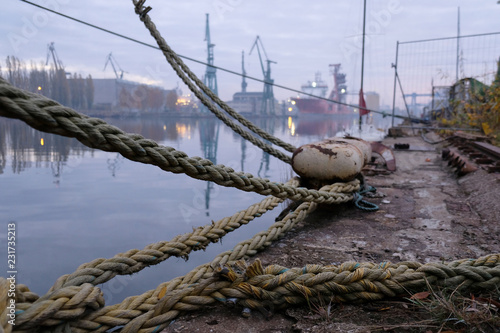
203,13 -> 218,96
103,52 -> 125,80
249,35 -> 276,116
45,42 -> 64,72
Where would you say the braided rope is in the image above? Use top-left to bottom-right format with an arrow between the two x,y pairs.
78,253 -> 500,333
14,284 -> 104,329
121,254 -> 499,332
7,177 -> 303,330
130,2 -> 293,164
47,178 -> 300,293
0,77 -> 362,205
132,0 -> 297,155
44,180 -> 332,332
8,179 -> 356,331
0,278 -> 13,333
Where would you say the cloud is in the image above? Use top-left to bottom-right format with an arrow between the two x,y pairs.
2,0 -> 500,103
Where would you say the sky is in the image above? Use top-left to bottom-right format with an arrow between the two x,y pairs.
2,0 -> 500,108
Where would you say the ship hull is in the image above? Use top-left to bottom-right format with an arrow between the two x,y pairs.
293,98 -> 351,115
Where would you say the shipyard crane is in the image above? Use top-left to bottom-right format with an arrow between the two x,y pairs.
241,50 -> 247,93
203,13 -> 218,96
329,64 -> 347,102
103,52 -> 126,80
45,42 -> 64,72
249,35 -> 276,116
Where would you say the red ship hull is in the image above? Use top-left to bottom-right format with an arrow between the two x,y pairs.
293,98 -> 351,114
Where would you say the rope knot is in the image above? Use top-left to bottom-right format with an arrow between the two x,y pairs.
134,0 -> 152,19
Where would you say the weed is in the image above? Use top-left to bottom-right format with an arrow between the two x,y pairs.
406,283 -> 500,333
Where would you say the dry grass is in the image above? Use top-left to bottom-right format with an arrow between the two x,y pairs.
303,285 -> 500,333
405,285 -> 500,333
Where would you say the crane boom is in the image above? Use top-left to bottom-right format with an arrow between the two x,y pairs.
249,36 -> 276,115
45,42 -> 63,72
103,53 -> 125,79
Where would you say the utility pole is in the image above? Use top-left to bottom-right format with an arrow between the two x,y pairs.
359,0 -> 367,132
455,7 -> 460,82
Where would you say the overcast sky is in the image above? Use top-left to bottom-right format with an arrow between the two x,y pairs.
2,1 -> 500,107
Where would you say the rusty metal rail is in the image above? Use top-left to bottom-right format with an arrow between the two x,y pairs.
442,138 -> 500,175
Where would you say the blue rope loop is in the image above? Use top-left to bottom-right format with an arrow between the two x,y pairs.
353,192 -> 379,211
353,177 -> 379,211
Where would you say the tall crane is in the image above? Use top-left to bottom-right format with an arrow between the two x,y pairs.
249,35 -> 276,116
241,50 -> 247,93
45,42 -> 64,72
203,13 -> 218,96
103,52 -> 125,80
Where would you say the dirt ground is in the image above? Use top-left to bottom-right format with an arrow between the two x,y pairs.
164,133 -> 500,333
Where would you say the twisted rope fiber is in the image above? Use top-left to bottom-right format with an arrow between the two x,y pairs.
132,0 -> 296,153
0,77 -> 359,206
39,181 -> 339,332
79,254 -> 500,333
1,278 -> 13,333
53,178 -> 300,290
8,177 -> 300,329
8,179 -> 356,330
132,0 -> 296,160
13,284 -> 104,329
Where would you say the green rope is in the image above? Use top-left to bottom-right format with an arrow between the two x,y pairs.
353,192 -> 379,211
353,176 -> 379,211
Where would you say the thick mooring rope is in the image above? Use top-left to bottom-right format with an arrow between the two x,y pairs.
7,180 -> 355,331
49,178 -> 300,292
6,179 -> 499,332
1,2 -> 498,331
132,0 -> 297,156
1,279 -> 13,333
0,77 -> 360,205
119,255 -> 500,333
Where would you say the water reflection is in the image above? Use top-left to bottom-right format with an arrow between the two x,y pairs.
0,118 -> 89,176
0,114 -> 361,177
199,117 -> 220,215
1,112 -> 384,304
107,153 -> 123,177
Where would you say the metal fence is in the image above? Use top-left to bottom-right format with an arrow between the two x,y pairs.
391,31 -> 500,125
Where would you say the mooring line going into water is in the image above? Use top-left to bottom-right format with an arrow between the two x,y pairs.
131,0 -> 297,159
50,178 -> 300,291
5,179 -> 357,331
0,77 -> 361,205
1,2 -> 498,332
135,1 -> 297,153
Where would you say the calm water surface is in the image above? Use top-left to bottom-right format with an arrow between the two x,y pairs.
1,113 -> 385,304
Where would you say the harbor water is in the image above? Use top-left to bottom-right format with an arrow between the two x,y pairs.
0,112 -> 389,304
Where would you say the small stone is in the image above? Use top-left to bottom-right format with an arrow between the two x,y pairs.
384,214 -> 396,219
381,200 -> 391,204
